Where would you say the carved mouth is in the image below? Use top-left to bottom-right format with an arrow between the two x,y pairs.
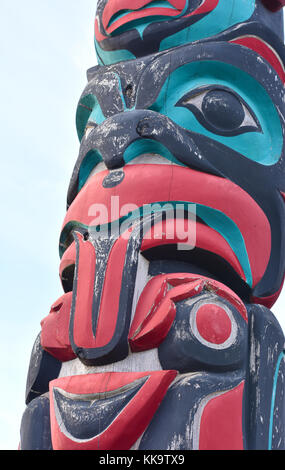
49,370 -> 177,450
102,0 -> 188,35
52,377 -> 147,441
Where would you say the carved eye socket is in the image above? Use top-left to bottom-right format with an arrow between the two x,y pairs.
176,86 -> 262,137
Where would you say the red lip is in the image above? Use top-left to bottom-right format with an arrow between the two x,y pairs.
102,0 -> 187,35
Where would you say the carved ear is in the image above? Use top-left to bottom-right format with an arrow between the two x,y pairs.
262,0 -> 285,12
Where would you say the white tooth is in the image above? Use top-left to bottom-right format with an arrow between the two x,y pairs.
129,154 -> 177,165
84,154 -> 179,187
59,348 -> 162,377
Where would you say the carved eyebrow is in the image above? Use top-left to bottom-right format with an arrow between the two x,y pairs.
230,36 -> 285,84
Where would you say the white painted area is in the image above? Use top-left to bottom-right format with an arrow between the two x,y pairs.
128,154 -> 178,165
59,348 -> 162,378
131,253 -> 150,323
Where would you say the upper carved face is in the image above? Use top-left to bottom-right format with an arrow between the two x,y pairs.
94,0 -> 283,65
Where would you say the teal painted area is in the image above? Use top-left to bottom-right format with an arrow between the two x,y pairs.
161,0 -> 255,51
114,15 -> 175,40
195,203 -> 252,286
108,1 -> 177,30
268,351 -> 285,450
77,72 -> 127,141
114,72 -> 128,111
76,93 -> 109,142
95,39 -> 136,66
124,139 -> 187,166
60,201 -> 252,286
149,60 -> 282,165
78,149 -> 103,191
89,100 -> 107,125
76,94 -> 98,141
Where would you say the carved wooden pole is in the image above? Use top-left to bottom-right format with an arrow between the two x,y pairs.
21,0 -> 285,450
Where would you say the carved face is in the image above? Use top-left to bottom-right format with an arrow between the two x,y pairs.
94,0 -> 285,65
94,0 -> 259,64
54,20 -> 285,366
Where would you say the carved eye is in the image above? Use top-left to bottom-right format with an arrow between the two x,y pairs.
176,86 -> 262,137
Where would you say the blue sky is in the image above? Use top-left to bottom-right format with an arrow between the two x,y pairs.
0,1 -> 96,449
0,1 -> 284,450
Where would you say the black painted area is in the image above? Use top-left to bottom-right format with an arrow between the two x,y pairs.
53,378 -> 146,440
246,304 -> 285,450
25,334 -> 62,405
61,264 -> 75,293
144,245 -> 251,302
158,294 -> 248,374
202,89 -> 245,131
177,86 -> 261,137
102,170 -> 125,188
20,395 -> 52,450
139,372 -> 245,450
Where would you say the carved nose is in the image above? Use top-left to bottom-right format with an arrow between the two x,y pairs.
67,109 -> 218,207
80,110 -> 173,170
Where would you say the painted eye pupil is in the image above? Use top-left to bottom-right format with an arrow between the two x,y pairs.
202,90 -> 245,132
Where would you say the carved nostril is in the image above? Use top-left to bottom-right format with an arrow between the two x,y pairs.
136,119 -> 152,137
76,348 -> 86,361
125,83 -> 134,98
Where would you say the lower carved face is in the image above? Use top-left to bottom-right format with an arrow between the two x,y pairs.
94,0 -> 259,64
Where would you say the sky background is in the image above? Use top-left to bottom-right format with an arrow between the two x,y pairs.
0,1 -> 284,450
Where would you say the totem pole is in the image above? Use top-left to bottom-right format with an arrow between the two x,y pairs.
20,0 -> 285,450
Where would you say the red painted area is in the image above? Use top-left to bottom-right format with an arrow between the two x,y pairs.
129,273 -> 247,352
59,242 -> 76,278
231,37 -> 285,84
41,292 -> 76,362
62,165 -> 271,290
96,0 -> 218,39
262,0 -> 285,12
185,0 -> 219,18
196,303 -> 232,345
50,370 -> 177,450
102,0 -> 187,34
95,17 -> 108,41
71,228 -> 134,350
129,277 -> 204,351
94,230 -> 132,347
199,381 -> 245,450
71,233 -> 96,349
